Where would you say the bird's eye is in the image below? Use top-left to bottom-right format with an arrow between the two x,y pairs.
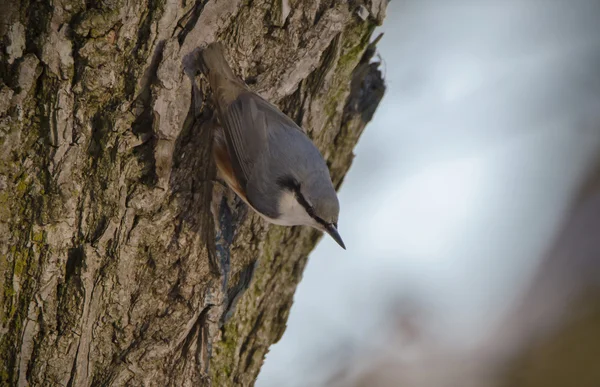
277,175 -> 300,191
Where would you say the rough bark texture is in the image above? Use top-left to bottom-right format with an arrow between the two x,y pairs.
0,0 -> 386,385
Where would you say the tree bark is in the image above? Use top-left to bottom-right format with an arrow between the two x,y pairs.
0,0 -> 386,385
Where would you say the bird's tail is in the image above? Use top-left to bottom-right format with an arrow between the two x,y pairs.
199,42 -> 238,82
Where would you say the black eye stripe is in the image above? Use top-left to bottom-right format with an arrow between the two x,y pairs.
295,191 -> 328,227
276,175 -> 300,191
277,176 -> 328,227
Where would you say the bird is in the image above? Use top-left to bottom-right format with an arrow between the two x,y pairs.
199,42 -> 345,249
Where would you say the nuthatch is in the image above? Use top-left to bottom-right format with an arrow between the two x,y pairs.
199,42 -> 345,249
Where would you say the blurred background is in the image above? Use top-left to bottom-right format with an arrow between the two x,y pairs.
258,1 -> 600,386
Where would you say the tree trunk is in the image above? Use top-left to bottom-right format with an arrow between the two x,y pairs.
0,0 -> 386,385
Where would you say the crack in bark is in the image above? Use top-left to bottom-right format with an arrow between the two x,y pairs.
222,260 -> 257,324
65,343 -> 80,387
176,0 -> 208,46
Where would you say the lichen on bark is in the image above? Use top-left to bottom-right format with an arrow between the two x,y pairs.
0,0 -> 387,385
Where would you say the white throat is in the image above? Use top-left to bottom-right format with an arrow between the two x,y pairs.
266,190 -> 318,227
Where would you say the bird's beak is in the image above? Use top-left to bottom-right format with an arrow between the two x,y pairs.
325,224 -> 346,250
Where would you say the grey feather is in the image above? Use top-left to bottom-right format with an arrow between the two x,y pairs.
201,42 -> 339,224
220,92 -> 268,190
241,93 -> 336,220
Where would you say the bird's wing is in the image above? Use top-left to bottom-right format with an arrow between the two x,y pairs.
252,93 -> 306,134
220,92 -> 269,189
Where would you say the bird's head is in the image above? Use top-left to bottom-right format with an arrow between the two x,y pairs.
275,175 -> 345,249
